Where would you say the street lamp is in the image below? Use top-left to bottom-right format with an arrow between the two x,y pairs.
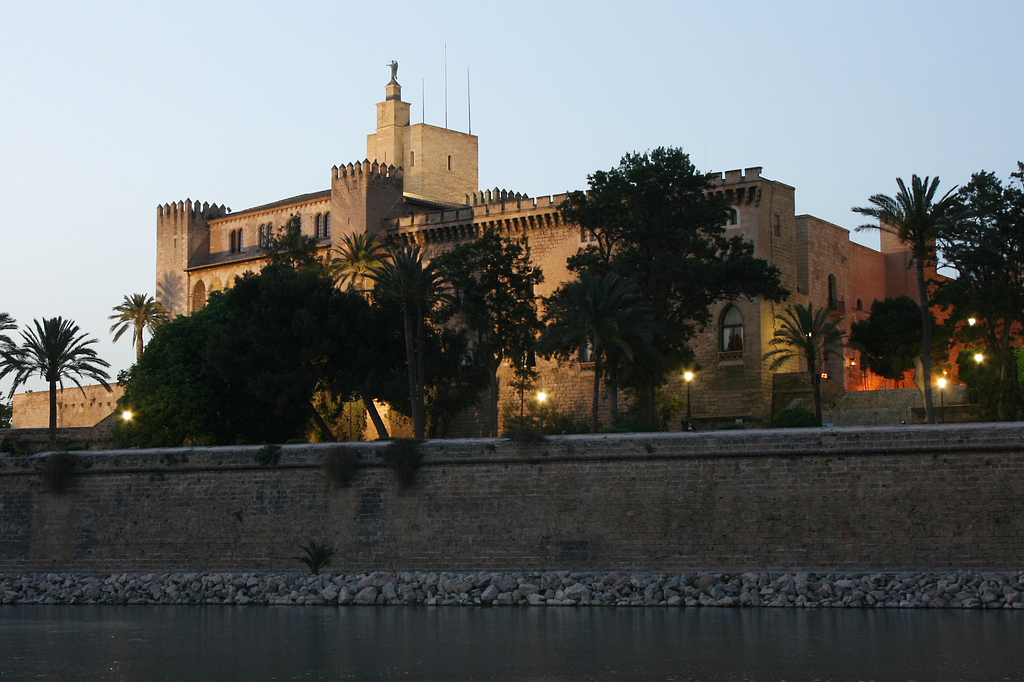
974,352 -> 984,364
683,371 -> 694,431
121,411 -> 133,421
536,391 -> 547,404
937,377 -> 947,423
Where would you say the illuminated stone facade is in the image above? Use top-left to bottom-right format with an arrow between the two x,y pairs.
154,74 -> 922,434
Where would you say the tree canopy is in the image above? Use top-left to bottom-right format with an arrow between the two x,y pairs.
562,147 -> 788,420
109,293 -> 168,360
434,228 -> 544,436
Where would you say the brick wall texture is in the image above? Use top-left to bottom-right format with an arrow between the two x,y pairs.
2,423 -> 1022,574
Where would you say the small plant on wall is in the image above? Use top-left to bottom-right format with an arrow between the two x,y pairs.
323,445 -> 361,487
41,452 -> 79,494
254,443 -> 282,467
296,540 -> 335,575
380,439 -> 423,488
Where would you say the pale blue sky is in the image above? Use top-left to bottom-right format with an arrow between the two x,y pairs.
1,0 -> 1022,394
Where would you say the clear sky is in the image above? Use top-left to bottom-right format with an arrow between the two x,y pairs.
1,0 -> 1021,395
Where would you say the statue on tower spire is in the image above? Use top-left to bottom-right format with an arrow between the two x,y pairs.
387,60 -> 399,84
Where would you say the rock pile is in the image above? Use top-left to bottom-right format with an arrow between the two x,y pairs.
3,570 -> 1023,608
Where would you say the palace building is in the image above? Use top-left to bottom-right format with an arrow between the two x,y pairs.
154,70 -> 930,434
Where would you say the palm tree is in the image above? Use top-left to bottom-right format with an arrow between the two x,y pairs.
331,232 -> 390,294
369,245 -> 447,439
853,175 -> 958,423
763,303 -> 845,422
0,317 -> 111,450
109,294 -> 169,360
537,273 -> 656,432
0,312 -> 15,349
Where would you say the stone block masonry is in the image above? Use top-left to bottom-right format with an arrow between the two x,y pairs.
1,423 -> 1023,574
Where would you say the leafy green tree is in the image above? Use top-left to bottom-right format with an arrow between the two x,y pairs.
763,303 -> 845,422
537,272 -> 657,431
0,317 -> 111,450
434,229 -> 544,436
850,296 -> 923,382
853,175 -> 959,423
0,400 -> 11,429
423,327 -> 490,438
937,164 -> 1024,420
370,245 -> 447,439
331,232 -> 390,293
115,295 -> 286,447
260,214 -> 324,270
109,293 -> 168,360
562,147 -> 788,421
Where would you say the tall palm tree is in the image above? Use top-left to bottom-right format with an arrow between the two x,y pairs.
0,317 -> 111,450
537,273 -> 656,432
331,232 -> 390,294
853,175 -> 958,423
763,303 -> 845,422
0,312 -> 15,349
109,294 -> 169,360
369,245 -> 447,439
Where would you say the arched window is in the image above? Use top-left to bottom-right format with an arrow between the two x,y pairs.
315,213 -> 323,239
192,280 -> 207,313
720,305 -> 744,354
324,212 -> 331,237
447,155 -> 452,171
229,230 -> 237,253
410,151 -> 415,167
236,229 -> 242,252
856,298 -> 863,311
728,208 -> 738,226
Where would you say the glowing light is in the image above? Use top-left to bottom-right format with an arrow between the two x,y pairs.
974,352 -> 984,364
536,392 -> 547,403
121,411 -> 133,421
967,317 -> 977,326
683,371 -> 694,382
937,377 -> 947,389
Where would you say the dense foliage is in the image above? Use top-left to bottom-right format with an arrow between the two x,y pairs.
561,147 -> 788,421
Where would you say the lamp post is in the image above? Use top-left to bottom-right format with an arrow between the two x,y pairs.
974,352 -> 984,364
683,371 -> 694,431
937,377 -> 947,423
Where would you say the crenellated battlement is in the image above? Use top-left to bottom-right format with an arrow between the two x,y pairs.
707,167 -> 763,185
331,159 -> 403,181
465,188 -> 530,206
388,193 -> 569,247
157,199 -> 228,220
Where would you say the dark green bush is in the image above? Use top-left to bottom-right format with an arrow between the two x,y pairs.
41,452 -> 79,493
296,540 -> 335,575
380,439 -> 423,488
323,446 -> 361,487
254,443 -> 282,466
767,408 -> 821,429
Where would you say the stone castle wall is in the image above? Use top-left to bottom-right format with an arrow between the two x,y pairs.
1,423 -> 1022,574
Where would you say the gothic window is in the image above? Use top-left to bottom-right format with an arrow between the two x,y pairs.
236,229 -> 242,252
229,230 -> 237,254
720,305 -> 744,353
192,281 -> 207,312
324,212 -> 331,237
728,208 -> 738,226
315,213 -> 323,239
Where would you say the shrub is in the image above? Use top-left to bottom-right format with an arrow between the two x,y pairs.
296,540 -> 335,575
254,443 -> 282,466
41,452 -> 79,493
323,446 -> 361,487
767,408 -> 821,429
380,439 -> 423,488
0,437 -> 26,456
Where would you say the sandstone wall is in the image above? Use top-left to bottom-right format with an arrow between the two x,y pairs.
1,423 -> 1022,574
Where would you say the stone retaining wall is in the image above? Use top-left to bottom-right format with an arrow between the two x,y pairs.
1,423 -> 1023,574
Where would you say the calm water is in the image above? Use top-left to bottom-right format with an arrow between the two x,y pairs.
0,605 -> 1022,681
